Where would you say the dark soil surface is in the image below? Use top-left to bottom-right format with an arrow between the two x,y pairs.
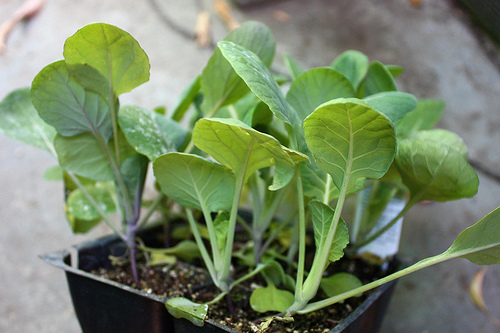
92,253 -> 396,333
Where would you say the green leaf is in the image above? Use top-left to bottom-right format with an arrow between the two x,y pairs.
395,138 -> 478,202
63,23 -> 150,95
43,165 -> 63,181
395,99 -> 445,138
64,203 -> 101,234
286,67 -> 356,121
304,98 -> 396,191
166,297 -> 208,327
363,91 -> 417,122
411,129 -> 468,157
54,133 -> 114,181
218,41 -> 296,126
150,253 -> 177,265
66,182 -> 116,221
201,21 -> 275,116
214,211 -> 230,253
171,75 -> 201,122
444,206 -> 500,265
120,153 -> 149,205
31,60 -> 112,139
386,65 -> 404,78
147,240 -> 201,262
0,88 -> 56,152
320,273 -> 363,298
153,152 -> 235,212
119,105 -> 188,161
283,53 -> 304,80
192,118 -> 296,190
331,50 -> 369,89
357,61 -> 397,98
309,201 -> 349,263
250,284 -> 295,313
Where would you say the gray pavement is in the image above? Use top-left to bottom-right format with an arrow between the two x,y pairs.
1,0 -> 499,332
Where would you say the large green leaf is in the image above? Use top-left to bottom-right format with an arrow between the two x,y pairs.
63,23 -> 150,95
410,129 -> 468,157
444,206 -> 500,265
395,99 -> 445,138
192,118 -> 299,190
171,75 -> 201,122
309,201 -> 349,263
395,138 -> 478,202
54,132 -> 133,181
119,105 -> 188,161
331,50 -> 369,89
250,284 -> 295,313
304,98 -> 396,191
31,60 -> 112,139
218,41 -> 295,126
200,21 -> 275,116
286,67 -> 356,121
357,61 -> 397,98
0,88 -> 56,152
64,203 -> 101,234
363,91 -> 417,122
153,152 -> 235,212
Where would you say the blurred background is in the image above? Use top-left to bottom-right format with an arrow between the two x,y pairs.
1,0 -> 499,332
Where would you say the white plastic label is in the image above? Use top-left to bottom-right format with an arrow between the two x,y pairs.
356,198 -> 405,260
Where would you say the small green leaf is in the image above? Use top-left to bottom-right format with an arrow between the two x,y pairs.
148,240 -> 201,263
309,201 -> 349,263
120,153 -> 149,204
153,152 -> 235,212
445,206 -> 500,265
385,65 -> 404,78
320,273 -> 363,298
192,118 -> 296,190
357,61 -> 397,98
395,99 -> 445,138
64,203 -> 101,234
304,98 -> 396,191
286,67 -> 356,121
283,53 -> 304,80
0,88 -> 56,152
395,138 -> 478,202
31,61 -> 112,139
63,23 -> 150,95
166,297 -> 208,327
250,284 -> 295,313
218,41 -> 296,126
331,50 -> 369,89
363,91 -> 417,123
66,182 -> 116,221
214,211 -> 230,253
201,21 -> 275,115
119,105 -> 188,161
150,253 -> 177,266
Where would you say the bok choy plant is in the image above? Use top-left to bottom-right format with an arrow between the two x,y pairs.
1,20 -> 498,328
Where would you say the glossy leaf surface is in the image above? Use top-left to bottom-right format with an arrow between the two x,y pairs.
66,183 -> 116,220
166,297 -> 208,327
119,105 -> 188,161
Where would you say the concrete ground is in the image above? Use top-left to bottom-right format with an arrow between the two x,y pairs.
1,0 -> 499,332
